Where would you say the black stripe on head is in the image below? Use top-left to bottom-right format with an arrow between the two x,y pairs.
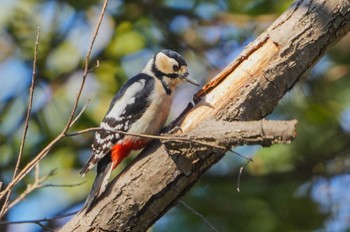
160,49 -> 187,67
152,66 -> 178,79
151,62 -> 178,79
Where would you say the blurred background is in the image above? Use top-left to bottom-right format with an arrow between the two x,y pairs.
1,0 -> 350,231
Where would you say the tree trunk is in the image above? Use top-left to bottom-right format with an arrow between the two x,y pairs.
61,0 -> 350,231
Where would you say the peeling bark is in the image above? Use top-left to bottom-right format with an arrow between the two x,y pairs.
60,0 -> 350,231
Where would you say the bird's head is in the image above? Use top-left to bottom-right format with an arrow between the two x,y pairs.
150,49 -> 199,88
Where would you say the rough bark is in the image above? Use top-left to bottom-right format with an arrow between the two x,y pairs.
163,119 -> 297,176
61,0 -> 350,231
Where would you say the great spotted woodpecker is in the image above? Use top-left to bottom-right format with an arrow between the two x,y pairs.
80,49 -> 198,211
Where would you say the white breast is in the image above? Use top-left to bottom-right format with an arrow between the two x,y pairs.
127,78 -> 173,136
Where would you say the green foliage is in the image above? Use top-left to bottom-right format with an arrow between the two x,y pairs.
107,21 -> 146,57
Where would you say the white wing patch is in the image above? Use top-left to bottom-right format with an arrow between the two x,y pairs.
80,79 -> 147,175
106,79 -> 145,121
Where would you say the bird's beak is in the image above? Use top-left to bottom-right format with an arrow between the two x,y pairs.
180,66 -> 199,86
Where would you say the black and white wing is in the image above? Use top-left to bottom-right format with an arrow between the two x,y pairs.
80,74 -> 154,175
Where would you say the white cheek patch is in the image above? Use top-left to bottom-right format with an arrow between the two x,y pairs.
155,53 -> 177,74
106,79 -> 145,121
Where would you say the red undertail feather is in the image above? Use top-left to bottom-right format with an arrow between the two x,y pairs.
82,138 -> 150,213
111,139 -> 149,169
111,143 -> 132,169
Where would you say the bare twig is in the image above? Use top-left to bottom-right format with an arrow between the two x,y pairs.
70,100 -> 90,127
236,158 -> 252,192
7,166 -> 51,210
180,201 -> 218,232
230,150 -> 254,162
16,27 -> 40,178
0,210 -> 78,230
0,27 -> 41,219
35,222 -> 55,232
6,169 -> 82,210
40,181 -> 86,189
62,0 -> 108,133
0,0 -> 109,217
228,150 -> 253,192
66,126 -> 228,150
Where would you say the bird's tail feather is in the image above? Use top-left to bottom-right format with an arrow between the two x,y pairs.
82,161 -> 113,213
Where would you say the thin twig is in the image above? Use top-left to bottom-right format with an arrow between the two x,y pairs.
66,127 -> 228,150
0,27 -> 41,219
70,99 -> 90,127
34,222 -> 55,232
16,27 -> 40,178
34,163 -> 40,181
40,181 -> 86,188
0,0 -> 109,215
64,127 -> 101,136
180,200 -> 219,232
230,150 -> 254,162
229,150 -> 253,192
236,166 -> 244,192
63,0 -> 108,132
236,157 -> 252,192
0,210 -> 78,226
8,171 -> 50,209
17,27 -> 40,177
0,143 -> 54,201
8,173 -> 83,209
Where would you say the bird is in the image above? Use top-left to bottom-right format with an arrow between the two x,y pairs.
80,49 -> 199,212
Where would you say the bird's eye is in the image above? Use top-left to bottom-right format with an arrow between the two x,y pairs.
173,64 -> 179,71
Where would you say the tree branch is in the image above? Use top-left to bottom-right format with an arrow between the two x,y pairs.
0,27 -> 40,218
61,0 -> 350,231
163,119 -> 297,176
0,0 -> 109,218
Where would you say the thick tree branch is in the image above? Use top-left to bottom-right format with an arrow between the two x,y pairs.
167,119 -> 297,147
163,119 -> 297,176
61,0 -> 350,231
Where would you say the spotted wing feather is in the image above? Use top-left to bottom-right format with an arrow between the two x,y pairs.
80,74 -> 154,175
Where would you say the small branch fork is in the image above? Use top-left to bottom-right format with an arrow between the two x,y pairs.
0,0 -> 109,219
7,165 -> 48,210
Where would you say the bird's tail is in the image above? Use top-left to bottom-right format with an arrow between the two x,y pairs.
82,159 -> 113,213
81,143 -> 133,213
